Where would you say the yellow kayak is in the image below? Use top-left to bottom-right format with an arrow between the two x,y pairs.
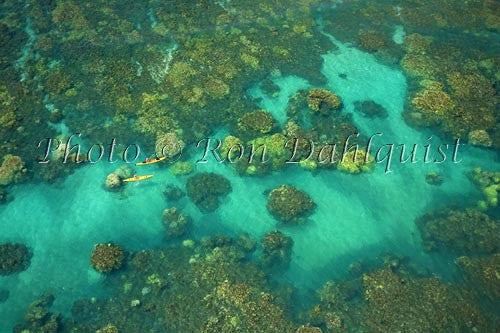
136,156 -> 166,166
123,175 -> 154,182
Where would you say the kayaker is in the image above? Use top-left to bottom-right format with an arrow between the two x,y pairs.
145,157 -> 151,163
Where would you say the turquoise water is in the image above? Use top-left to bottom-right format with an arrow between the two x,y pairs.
1,32 -> 497,331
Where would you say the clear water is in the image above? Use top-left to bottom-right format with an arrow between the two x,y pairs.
0,32 -> 497,330
1,1 -> 499,331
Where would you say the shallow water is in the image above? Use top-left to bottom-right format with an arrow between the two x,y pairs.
1,0 -> 499,331
1,36 -> 497,331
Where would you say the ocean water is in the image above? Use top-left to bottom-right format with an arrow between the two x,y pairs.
1,1 -> 499,331
1,33 -> 497,330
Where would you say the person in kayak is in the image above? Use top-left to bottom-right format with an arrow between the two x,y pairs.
145,157 -> 151,163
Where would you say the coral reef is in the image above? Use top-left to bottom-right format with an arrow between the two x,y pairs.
360,267 -> 491,332
0,187 -> 11,204
186,172 -> 232,212
468,129 -> 493,148
401,33 -> 498,141
457,253 -> 500,302
96,324 -> 120,333
3,0 -> 500,331
236,233 -> 257,254
90,243 -> 125,273
337,150 -> 374,174
13,294 -> 61,333
267,185 -> 315,224
0,243 -> 31,275
410,81 -> 455,122
113,165 -> 134,179
235,133 -> 290,175
425,172 -> 444,186
155,131 -> 185,158
104,173 -> 122,191
416,208 -> 500,254
353,100 -> 388,118
105,165 -> 134,191
163,184 -> 185,202
307,89 -> 342,115
162,207 -> 192,239
261,231 -> 294,270
357,29 -> 392,53
309,260 -> 495,332
0,154 -> 27,186
53,235 -> 298,332
221,135 -> 244,161
296,325 -> 323,333
469,167 -> 499,210
169,161 -> 194,176
237,109 -> 276,137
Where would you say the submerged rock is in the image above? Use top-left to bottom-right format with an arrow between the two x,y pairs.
96,324 -> 120,333
307,88 -> 342,115
162,207 -> 192,239
425,172 -> 444,186
0,243 -> 32,275
267,185 -> 315,224
0,155 -> 27,186
353,100 -> 388,118
14,294 -> 60,332
90,243 -> 125,273
457,253 -> 500,302
186,172 -> 231,213
163,184 -> 185,201
105,173 -> 122,191
416,208 -> 500,254
296,325 -> 323,333
0,187 -> 11,204
104,165 -> 134,191
237,109 -> 276,136
261,231 -> 293,269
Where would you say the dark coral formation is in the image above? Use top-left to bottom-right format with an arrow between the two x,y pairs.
425,172 -> 444,186
309,264 -> 495,332
322,0 -> 500,147
469,167 -> 499,210
416,208 -> 500,254
186,172 -> 231,213
353,100 -> 388,118
457,253 -> 500,303
267,185 -> 315,224
360,267 -> 491,332
12,241 -> 500,333
39,238 -> 299,332
104,165 -> 134,192
0,0 -> 336,188
261,231 -> 294,269
0,154 -> 27,186
163,184 -> 185,202
2,0 -> 500,331
13,294 -> 61,333
307,88 -> 342,115
0,242 -> 31,275
0,187 -> 11,204
237,109 -> 276,138
96,324 -> 119,333
90,243 -> 125,273
162,207 -> 192,239
283,89 -> 364,172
